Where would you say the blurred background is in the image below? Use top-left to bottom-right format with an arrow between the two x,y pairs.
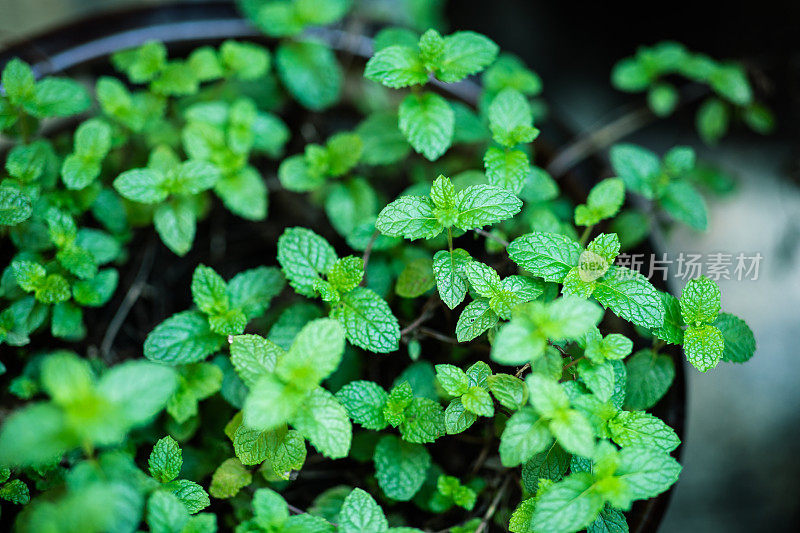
2,1 -> 798,531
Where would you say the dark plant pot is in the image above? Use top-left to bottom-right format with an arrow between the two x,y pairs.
0,2 -> 686,531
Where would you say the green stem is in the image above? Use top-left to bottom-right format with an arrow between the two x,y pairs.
446,227 -> 453,254
652,339 -> 666,353
579,225 -> 594,247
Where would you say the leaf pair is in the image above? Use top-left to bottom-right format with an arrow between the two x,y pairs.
278,131 -> 362,192
278,227 -> 401,353
610,143 -> 709,230
148,436 -> 210,514
144,264 -> 284,363
655,276 -> 755,372
240,319 -> 352,459
508,231 -> 666,329
484,88 -> 540,193
377,174 -> 522,241
336,380 -> 445,444
455,260 -> 543,342
0,351 -> 177,467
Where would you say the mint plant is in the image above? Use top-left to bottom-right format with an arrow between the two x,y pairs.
0,1 -> 762,531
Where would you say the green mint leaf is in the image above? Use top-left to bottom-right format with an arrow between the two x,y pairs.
611,57 -> 651,91
709,64 -> 752,105
398,92 -> 454,161
660,181 -> 708,230
586,506 -> 628,533
277,227 -> 338,297
461,385 -> 494,417
696,97 -> 729,145
229,334 -> 280,387
615,446 -> 681,501
114,168 -> 168,204
112,41 -> 166,83
276,318 -> 345,387
624,349 -> 675,410
609,410 -> 680,452
418,29 -> 445,69
329,256 -> 365,294
488,89 -> 539,147
526,374 -> 569,418
399,398 -> 445,443
336,380 -> 389,430
144,310 -> 223,364
219,40 -> 270,80
377,195 -> 441,240
28,78 -> 91,118
0,478 -> 29,505
484,146 -> 530,194
433,31 -> 499,82
154,202 -> 196,256
714,312 -> 756,363
487,374 -> 528,410
339,488 -> 388,533
357,112 -> 411,165
147,491 -> 189,533
430,174 -> 456,208
549,408 -> 595,463
0,188 -> 32,226
594,266 -> 665,329
652,292 -> 685,344
463,261 -> 502,298
575,178 -> 625,227
663,146 -> 696,175
395,257 -> 435,298
587,233 -> 621,266
51,301 -> 85,340
266,428 -> 307,479
609,144 -> 661,199
455,298 -> 498,342
455,184 -> 522,230
97,360 -> 178,425
276,41 -> 341,111
432,248 -> 472,309
6,141 -> 48,182
227,266 -> 284,319
444,398 -> 477,434
374,435 -> 431,501
521,444 -> 570,492
290,387 -> 352,459
499,407 -> 552,467
2,58 -> 35,105
209,458 -> 252,499
679,276 -> 721,325
684,324 -> 724,372
365,45 -> 427,88
647,82 -> 679,117
215,166 -> 268,221
72,269 -> 118,307
191,264 -> 229,316
483,53 -> 542,96
435,364 -> 469,396
149,436 -> 182,482
531,473 -> 605,533
243,374 -> 305,430
577,360 -> 616,402
508,232 -> 581,282
333,287 -> 400,353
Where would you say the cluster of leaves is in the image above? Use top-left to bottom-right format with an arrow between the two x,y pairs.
611,41 -> 774,144
0,4 -> 762,533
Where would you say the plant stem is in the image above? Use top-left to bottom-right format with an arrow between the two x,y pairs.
579,225 -> 594,247
475,476 -> 512,533
474,228 -> 509,248
563,356 -> 585,370
514,363 -> 531,378
447,226 -> 453,254
360,229 -> 379,286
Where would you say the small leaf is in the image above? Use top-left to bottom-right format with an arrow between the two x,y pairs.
398,92 -> 454,161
